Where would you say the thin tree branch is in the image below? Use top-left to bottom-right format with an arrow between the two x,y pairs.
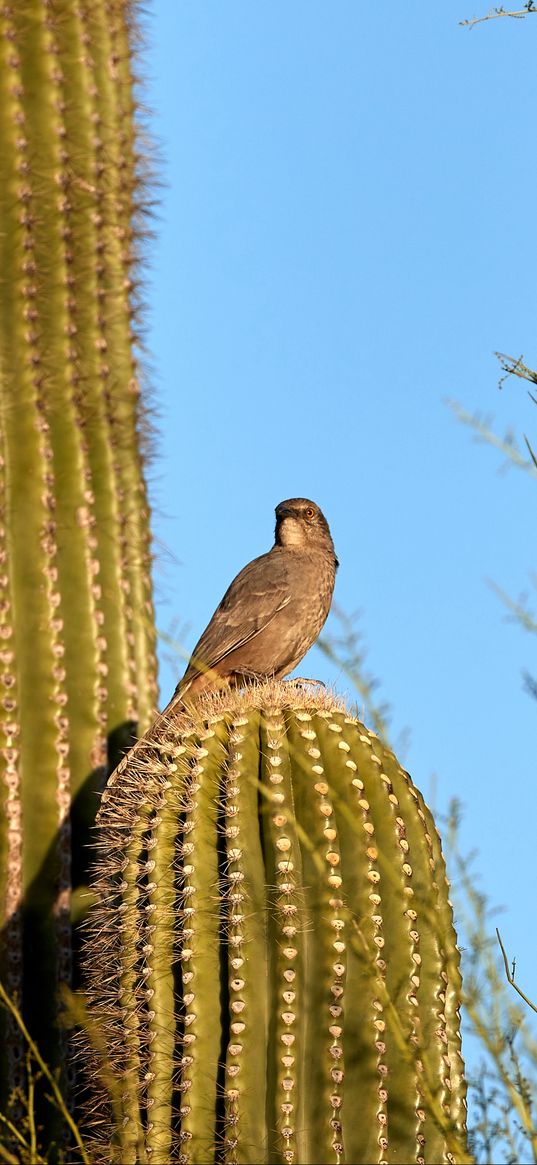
0,982 -> 90,1164
487,580 -> 537,635
496,352 -> 537,390
461,3 -> 537,27
446,398 -> 537,477
524,434 -> 537,470
496,928 -> 537,1014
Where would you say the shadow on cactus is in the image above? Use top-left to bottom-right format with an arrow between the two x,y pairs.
81,681 -> 470,1165
0,719 -> 138,1161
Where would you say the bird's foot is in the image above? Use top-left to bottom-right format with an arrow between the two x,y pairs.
284,677 -> 326,689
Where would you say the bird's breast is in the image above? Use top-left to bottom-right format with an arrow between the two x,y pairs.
276,550 -> 335,639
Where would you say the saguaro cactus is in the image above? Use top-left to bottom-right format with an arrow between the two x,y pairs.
87,683 -> 468,1165
0,0 -> 157,1114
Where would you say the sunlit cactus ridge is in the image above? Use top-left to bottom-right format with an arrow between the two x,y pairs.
86,681 -> 468,1165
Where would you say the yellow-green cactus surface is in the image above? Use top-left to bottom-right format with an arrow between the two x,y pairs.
88,683 -> 469,1165
0,0 -> 157,1105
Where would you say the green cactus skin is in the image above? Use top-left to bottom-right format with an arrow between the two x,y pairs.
86,684 -> 469,1165
0,0 -> 157,1112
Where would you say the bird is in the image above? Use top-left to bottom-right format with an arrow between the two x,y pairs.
164,496 -> 338,715
102,498 -> 337,798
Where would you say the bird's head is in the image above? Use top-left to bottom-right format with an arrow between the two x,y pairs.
274,498 -> 339,565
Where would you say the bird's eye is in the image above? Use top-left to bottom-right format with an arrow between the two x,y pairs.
305,507 -> 316,520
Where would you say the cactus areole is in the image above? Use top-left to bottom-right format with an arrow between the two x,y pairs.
86,682 -> 468,1165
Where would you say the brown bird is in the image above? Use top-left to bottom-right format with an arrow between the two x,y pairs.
103,499 -> 337,794
163,496 -> 338,715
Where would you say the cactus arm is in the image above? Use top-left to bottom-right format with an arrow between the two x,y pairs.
0,0 -> 158,1120
10,0 -> 158,748
0,1 -> 73,1076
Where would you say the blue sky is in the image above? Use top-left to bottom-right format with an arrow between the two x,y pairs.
143,0 -> 537,1083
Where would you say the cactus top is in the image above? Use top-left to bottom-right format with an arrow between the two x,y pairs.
90,680 -> 468,1165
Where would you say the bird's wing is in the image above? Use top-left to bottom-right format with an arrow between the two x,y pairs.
178,549 -> 291,689
103,552 -> 291,789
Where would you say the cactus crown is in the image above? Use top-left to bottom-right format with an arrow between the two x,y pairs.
85,682 -> 468,1165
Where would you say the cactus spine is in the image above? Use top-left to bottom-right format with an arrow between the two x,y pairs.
87,684 -> 469,1165
0,0 -> 157,1113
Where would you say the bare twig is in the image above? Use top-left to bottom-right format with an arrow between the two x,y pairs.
487,580 -> 537,635
0,1110 -> 37,1162
0,982 -> 90,1164
524,434 -> 537,470
26,1051 -> 38,1164
496,352 -> 537,390
446,399 -> 537,477
497,929 -> 537,1014
461,3 -> 537,28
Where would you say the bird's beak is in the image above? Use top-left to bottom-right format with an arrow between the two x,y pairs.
276,506 -> 294,520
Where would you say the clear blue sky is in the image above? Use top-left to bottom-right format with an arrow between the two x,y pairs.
143,0 -> 537,1077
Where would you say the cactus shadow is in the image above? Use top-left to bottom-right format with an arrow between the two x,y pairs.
0,719 -> 138,1154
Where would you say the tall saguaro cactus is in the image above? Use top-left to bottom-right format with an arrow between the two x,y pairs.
87,683 -> 469,1165
0,0 -> 157,1111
